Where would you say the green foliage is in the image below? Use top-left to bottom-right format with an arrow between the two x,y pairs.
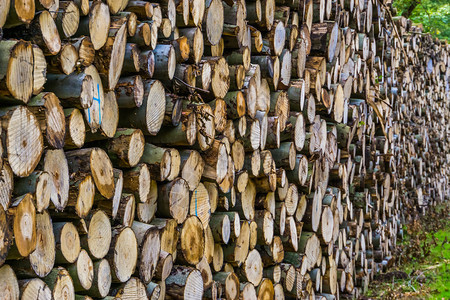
393,0 -> 450,40
366,204 -> 450,299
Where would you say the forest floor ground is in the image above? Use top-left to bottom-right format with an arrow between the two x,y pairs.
361,203 -> 449,299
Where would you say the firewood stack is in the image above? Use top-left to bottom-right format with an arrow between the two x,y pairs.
0,0 -> 448,298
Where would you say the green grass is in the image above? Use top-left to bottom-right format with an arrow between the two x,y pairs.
365,204 -> 450,299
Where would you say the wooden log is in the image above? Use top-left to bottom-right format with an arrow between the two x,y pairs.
82,210 -> 112,260
165,266 -> 204,299
27,92 -> 65,149
156,178 -> 189,224
72,36 -> 95,67
20,210 -> 54,277
213,272 -> 240,300
107,226 -> 138,283
0,106 -> 43,178
0,265 -> 20,299
66,148 -> 115,199
44,72 -> 94,109
106,128 -> 145,168
130,222 -> 161,284
67,249 -> 94,291
178,216 -> 205,265
75,1 -> 111,50
43,267 -> 75,300
19,278 -> 52,299
79,259 -> 111,298
47,43 -> 78,75
3,10 -> 61,55
119,80 -> 166,135
55,1 -> 80,39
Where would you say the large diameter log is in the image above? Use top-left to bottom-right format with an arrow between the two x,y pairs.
179,150 -> 204,191
240,282 -> 257,299
43,267 -> 75,300
53,222 -> 80,264
204,0 -> 224,45
165,266 -> 204,299
82,210 -> 112,260
151,218 -> 179,262
280,113 -> 306,152
99,192 -> 135,227
82,65 -> 106,132
94,23 -> 127,90
178,216 -> 205,265
149,105 -> 197,146
153,44 -> 176,80
66,174 -> 95,218
319,206 -> 334,244
11,210 -> 55,277
213,272 -> 240,300
19,278 -> 52,299
72,36 -> 95,67
154,250 -> 173,281
44,72 -> 94,109
254,210 -> 274,245
75,1 -> 110,50
202,138 -> 229,184
233,178 -> 256,221
131,221 -> 161,284
106,128 -> 145,168
207,56 -> 230,99
310,22 -> 339,63
285,154 -> 309,186
43,149 -> 69,211
0,40 -> 34,103
209,213 -> 230,244
109,276 -> 147,299
55,1 -> 80,39
189,183 -> 211,229
257,278 -> 275,299
156,178 -> 189,224
68,249 -> 94,291
5,10 -> 61,55
66,148 -> 115,199
80,259 -> 111,298
178,27 -> 204,64
119,80 -> 166,135
27,92 -> 66,149
270,91 -> 290,132
258,0 -> 275,30
270,142 -> 296,171
0,265 -> 20,299
0,106 -> 43,177
107,226 -> 138,283
298,232 -> 321,271
222,221 -> 250,267
4,0 -> 36,27
141,143 -> 180,182
123,163 -> 151,205
8,194 -> 37,258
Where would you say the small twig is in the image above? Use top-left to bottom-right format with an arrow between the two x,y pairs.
173,76 -> 210,93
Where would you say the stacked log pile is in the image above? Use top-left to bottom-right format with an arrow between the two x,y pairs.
0,0 -> 448,298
